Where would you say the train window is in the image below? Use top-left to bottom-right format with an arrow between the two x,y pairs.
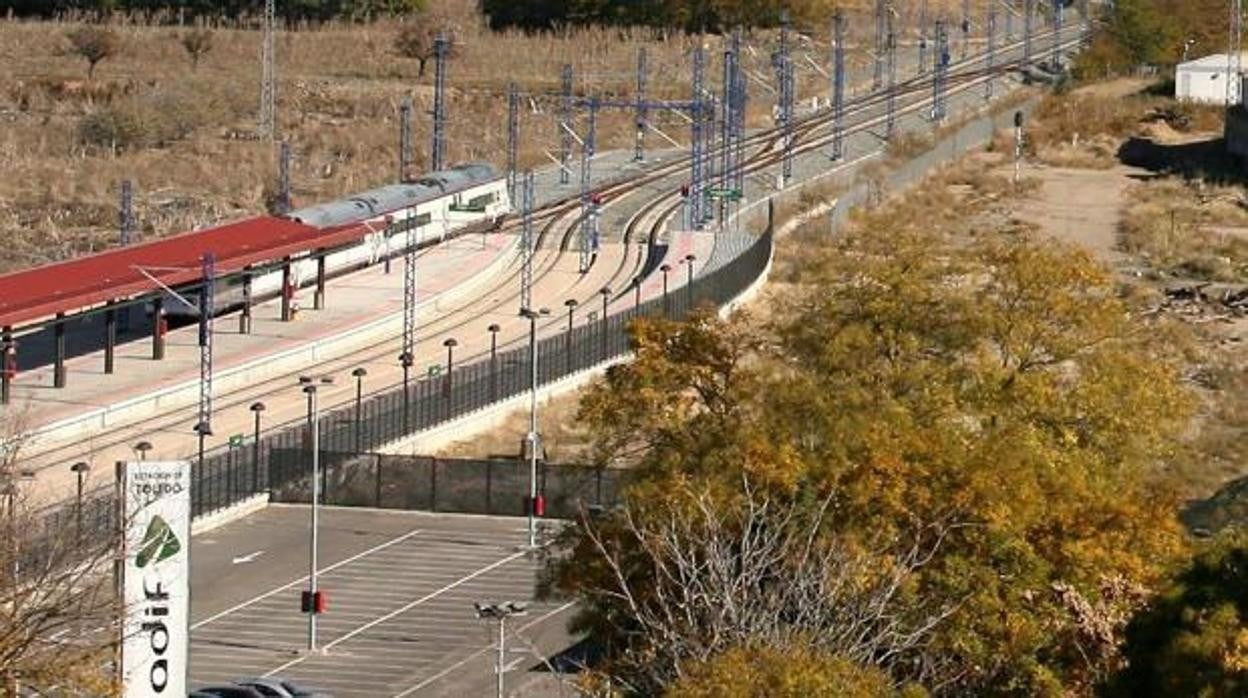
451,192 -> 495,213
390,212 -> 432,233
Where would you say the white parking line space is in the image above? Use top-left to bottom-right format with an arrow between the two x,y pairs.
189,507 -> 567,696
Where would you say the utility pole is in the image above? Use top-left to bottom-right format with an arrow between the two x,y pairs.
399,97 -> 412,183
579,98 -> 598,273
962,0 -> 972,61
918,0 -> 929,75
119,179 -> 134,246
1230,0 -> 1243,106
520,171 -> 534,313
933,20 -> 949,122
195,253 -> 216,476
776,11 -> 794,185
559,64 -> 573,185
703,92 -> 717,224
402,213 -> 418,379
506,83 -> 519,203
885,8 -> 897,139
1024,0 -> 1034,65
431,30 -> 448,171
634,48 -> 648,161
873,0 -> 886,90
689,45 -> 705,229
719,42 -> 734,224
1051,0 -> 1064,71
1013,110 -> 1025,186
986,6 -> 998,100
832,11 -> 846,160
731,28 -> 746,198
259,0 -> 275,141
275,140 -> 292,215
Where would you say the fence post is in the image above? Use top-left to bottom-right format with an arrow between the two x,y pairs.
485,460 -> 493,515
430,457 -> 438,512
374,454 -> 382,508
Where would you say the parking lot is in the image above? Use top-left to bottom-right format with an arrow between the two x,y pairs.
190,506 -> 576,696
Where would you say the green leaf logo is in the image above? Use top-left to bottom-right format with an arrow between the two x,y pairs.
136,515 -> 181,569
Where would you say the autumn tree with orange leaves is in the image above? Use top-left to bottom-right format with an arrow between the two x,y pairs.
548,223 -> 1194,696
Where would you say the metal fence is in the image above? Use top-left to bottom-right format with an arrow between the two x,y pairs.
268,450 -> 623,519
31,226 -> 773,537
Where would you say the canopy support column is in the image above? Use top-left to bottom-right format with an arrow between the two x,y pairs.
53,313 -> 67,388
152,297 -> 165,360
104,303 -> 116,374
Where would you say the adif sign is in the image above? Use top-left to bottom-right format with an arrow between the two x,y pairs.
120,460 -> 190,697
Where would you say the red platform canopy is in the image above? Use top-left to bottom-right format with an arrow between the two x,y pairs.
0,216 -> 369,329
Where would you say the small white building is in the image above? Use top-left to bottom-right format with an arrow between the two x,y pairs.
1175,52 -> 1248,104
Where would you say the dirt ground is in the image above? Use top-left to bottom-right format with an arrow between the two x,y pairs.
1001,143 -> 1246,522
1007,162 -> 1141,264
436,390 -> 590,462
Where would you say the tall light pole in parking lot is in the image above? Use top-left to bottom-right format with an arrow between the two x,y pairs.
300,374 -> 332,652
522,307 -> 550,547
475,601 -> 528,698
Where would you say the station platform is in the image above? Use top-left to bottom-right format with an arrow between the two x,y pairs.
10,231 -> 515,488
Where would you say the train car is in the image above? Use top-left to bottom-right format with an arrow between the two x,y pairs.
165,163 -> 509,317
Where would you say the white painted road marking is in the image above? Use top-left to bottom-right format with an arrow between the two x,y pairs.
392,600 -> 577,697
261,549 -> 529,678
192,527 -> 423,630
232,550 -> 266,565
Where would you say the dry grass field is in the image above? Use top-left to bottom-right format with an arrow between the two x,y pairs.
0,0 -> 977,274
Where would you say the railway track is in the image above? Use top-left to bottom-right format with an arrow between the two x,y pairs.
22,24 -> 1085,493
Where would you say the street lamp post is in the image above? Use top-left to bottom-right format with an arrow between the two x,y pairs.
564,299 -> 577,375
132,441 -> 152,461
474,601 -> 528,698
488,324 -> 501,402
351,368 -> 367,454
521,307 -> 550,547
300,375 -> 333,653
250,402 -> 265,492
443,338 -> 458,417
633,275 -> 643,314
70,462 -> 89,544
598,287 -> 611,360
660,264 -> 672,316
399,351 -> 414,432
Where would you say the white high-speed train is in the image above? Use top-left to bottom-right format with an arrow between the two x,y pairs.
165,163 -> 510,317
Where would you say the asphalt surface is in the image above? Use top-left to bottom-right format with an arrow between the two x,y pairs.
189,506 -> 575,697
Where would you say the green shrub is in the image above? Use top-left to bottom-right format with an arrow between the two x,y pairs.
76,107 -> 143,151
